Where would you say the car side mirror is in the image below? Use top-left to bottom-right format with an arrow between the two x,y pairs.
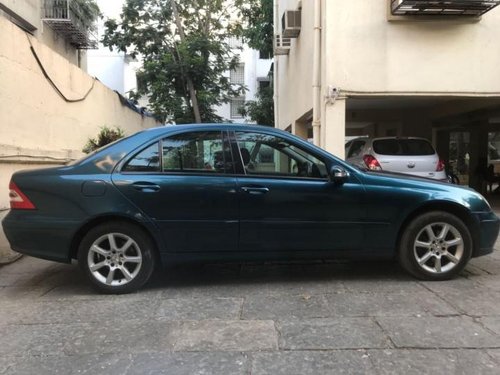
329,166 -> 349,185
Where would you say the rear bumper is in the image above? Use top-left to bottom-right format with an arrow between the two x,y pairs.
1,211 -> 79,263
473,211 -> 500,257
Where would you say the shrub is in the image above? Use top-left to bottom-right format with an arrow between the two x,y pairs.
83,126 -> 125,154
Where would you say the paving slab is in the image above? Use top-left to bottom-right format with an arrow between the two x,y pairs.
377,316 -> 500,349
250,350 -> 375,375
171,320 -> 278,351
242,294 -> 330,320
155,297 -> 243,320
368,349 -> 499,375
322,291 -> 457,317
126,352 -> 250,375
479,317 -> 500,335
0,353 -> 132,375
0,298 -> 161,325
277,318 -> 388,350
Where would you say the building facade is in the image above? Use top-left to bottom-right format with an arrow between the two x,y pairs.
274,0 -> 500,189
87,0 -> 141,98
215,38 -> 273,123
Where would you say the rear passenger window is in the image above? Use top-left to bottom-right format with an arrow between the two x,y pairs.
123,143 -> 160,172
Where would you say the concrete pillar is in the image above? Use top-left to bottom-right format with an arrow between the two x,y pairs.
322,99 -> 346,159
468,124 -> 489,191
293,120 -> 309,140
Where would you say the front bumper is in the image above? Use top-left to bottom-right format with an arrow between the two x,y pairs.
474,211 -> 500,257
1,211 -> 79,263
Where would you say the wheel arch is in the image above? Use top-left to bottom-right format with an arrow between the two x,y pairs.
69,214 -> 162,262
395,200 -> 480,256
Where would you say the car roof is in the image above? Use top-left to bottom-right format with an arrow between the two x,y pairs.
144,123 -> 283,134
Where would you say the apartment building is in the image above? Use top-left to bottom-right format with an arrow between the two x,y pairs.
274,0 -> 500,189
216,37 -> 273,123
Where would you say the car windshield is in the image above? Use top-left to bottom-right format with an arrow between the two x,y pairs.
373,139 -> 435,156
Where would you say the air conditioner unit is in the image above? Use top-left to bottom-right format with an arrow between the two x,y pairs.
282,10 -> 301,38
274,35 -> 291,55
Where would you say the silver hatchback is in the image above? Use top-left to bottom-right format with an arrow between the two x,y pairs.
345,137 -> 447,181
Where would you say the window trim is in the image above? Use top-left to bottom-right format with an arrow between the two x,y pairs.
119,130 -> 237,177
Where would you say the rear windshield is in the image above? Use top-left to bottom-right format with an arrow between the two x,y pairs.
373,139 -> 435,156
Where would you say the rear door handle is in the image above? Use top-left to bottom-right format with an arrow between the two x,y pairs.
241,186 -> 270,194
132,182 -> 160,192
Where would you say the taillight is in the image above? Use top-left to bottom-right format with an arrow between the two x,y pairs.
436,159 -> 445,172
9,181 -> 35,210
363,155 -> 382,170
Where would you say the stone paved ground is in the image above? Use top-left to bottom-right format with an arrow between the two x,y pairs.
1,243 -> 500,374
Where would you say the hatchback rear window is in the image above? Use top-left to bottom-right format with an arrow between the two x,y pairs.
373,139 -> 435,156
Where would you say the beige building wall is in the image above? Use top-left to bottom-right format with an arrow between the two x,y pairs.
0,0 -> 83,67
275,0 -> 500,157
325,1 -> 500,94
0,16 -> 159,209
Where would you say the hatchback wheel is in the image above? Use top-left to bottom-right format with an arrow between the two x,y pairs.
399,211 -> 472,280
78,222 -> 156,294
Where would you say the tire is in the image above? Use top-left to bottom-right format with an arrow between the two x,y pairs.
78,221 -> 156,294
398,211 -> 472,281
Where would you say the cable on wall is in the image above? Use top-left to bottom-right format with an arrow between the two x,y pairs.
25,32 -> 96,103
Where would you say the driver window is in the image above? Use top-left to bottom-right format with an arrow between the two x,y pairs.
235,132 -> 328,179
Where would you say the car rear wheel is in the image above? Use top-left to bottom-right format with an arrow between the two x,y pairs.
398,211 -> 472,280
78,222 -> 156,294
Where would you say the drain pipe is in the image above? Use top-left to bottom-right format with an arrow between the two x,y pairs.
274,0 -> 280,129
312,0 -> 322,146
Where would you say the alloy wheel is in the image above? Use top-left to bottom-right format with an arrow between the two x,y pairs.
87,233 -> 143,286
413,222 -> 464,274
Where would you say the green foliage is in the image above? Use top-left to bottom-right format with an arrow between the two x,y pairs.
102,0 -> 247,123
72,0 -> 100,33
83,126 -> 125,154
239,0 -> 274,58
240,83 -> 274,126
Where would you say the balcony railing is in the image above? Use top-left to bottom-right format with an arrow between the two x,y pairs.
391,0 -> 500,17
42,0 -> 98,49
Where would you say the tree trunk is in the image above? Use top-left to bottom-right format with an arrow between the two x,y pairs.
171,0 -> 202,123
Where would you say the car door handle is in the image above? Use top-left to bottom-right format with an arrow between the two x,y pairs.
241,186 -> 270,194
132,182 -> 160,192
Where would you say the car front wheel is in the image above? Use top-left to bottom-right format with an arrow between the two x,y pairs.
78,222 -> 156,294
399,211 -> 472,280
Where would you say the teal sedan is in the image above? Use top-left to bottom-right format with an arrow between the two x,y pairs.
2,124 -> 499,293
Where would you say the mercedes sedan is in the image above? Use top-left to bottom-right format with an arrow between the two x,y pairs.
2,124 -> 499,293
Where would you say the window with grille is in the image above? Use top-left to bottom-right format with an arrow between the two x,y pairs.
230,64 -> 245,85
230,98 -> 245,119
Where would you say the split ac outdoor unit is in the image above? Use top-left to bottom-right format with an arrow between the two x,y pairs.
282,10 -> 301,38
391,0 -> 500,17
274,35 -> 291,55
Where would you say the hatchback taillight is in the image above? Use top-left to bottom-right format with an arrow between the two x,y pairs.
9,181 -> 36,210
436,159 -> 445,172
363,155 -> 382,171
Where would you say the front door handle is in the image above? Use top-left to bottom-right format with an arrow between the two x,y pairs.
241,186 -> 270,194
132,182 -> 160,192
